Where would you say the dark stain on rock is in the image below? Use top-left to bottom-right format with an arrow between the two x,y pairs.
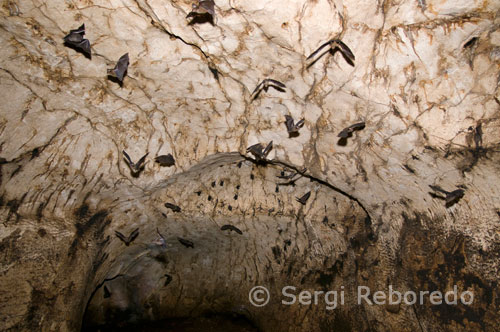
234,194 -> 238,200
30,147 -> 40,160
208,195 -> 212,201
271,245 -> 281,264
75,203 -> 90,219
37,228 -> 47,237
69,210 -> 110,259
403,163 -> 415,174
211,181 -> 216,187
36,202 -> 45,221
250,173 -> 254,180
228,205 -> 232,211
0,228 -> 22,262
219,180 -> 224,186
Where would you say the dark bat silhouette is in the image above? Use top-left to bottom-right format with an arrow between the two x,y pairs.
63,24 -> 91,58
296,191 -> 311,205
429,185 -> 465,207
221,224 -> 243,235
164,274 -> 172,286
103,285 -> 111,298
165,202 -> 181,212
155,154 -> 175,167
307,39 -> 355,67
338,122 -> 365,138
246,141 -> 273,161
178,237 -> 194,248
285,115 -> 305,135
474,123 -> 483,149
123,150 -> 148,176
187,0 -> 215,24
463,37 -> 478,49
108,53 -> 129,82
277,168 -> 306,185
115,228 -> 139,246
251,79 -> 286,100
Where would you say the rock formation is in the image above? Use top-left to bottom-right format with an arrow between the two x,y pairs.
0,0 -> 499,331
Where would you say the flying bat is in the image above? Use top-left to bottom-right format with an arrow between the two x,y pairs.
188,0 -> 215,16
277,168 -> 306,186
285,115 -> 305,135
108,53 -> 129,82
115,228 -> 139,246
251,79 -> 286,100
63,24 -> 91,58
165,202 -> 181,212
221,224 -> 243,235
178,237 -> 194,248
155,154 -> 175,167
246,141 -> 273,162
338,122 -> 365,138
296,191 -> 311,205
122,150 -> 148,176
429,185 -> 465,207
306,39 -> 355,67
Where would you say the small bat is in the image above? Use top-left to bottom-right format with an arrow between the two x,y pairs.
474,123 -> 483,149
307,39 -> 355,67
108,53 -> 129,82
463,37 -> 478,49
246,141 -> 273,161
155,228 -> 166,247
338,122 -> 365,138
277,168 -> 307,185
122,150 -> 148,176
296,191 -> 311,205
221,224 -> 243,235
103,285 -> 111,298
63,24 -> 91,58
251,79 -> 286,100
285,115 -> 305,135
115,228 -> 139,246
164,274 -> 172,286
429,185 -> 465,207
178,237 -> 194,248
165,203 -> 181,212
155,154 -> 175,167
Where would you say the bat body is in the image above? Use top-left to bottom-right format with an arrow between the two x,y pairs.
338,122 -> 365,138
191,0 -> 215,16
165,203 -> 181,212
474,124 -> 483,148
296,191 -> 311,205
285,115 -> 305,135
63,24 -> 91,58
164,274 -> 172,286
108,53 -> 129,82
429,185 -> 465,207
251,79 -> 286,100
246,141 -> 273,161
155,228 -> 166,247
155,154 -> 175,167
178,237 -> 194,248
115,228 -> 139,246
307,39 -> 355,67
221,224 -> 243,235
122,150 -> 148,176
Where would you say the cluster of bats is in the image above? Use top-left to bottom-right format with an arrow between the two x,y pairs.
122,150 -> 175,177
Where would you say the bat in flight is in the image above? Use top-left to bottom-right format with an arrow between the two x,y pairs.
251,79 -> 286,100
165,203 -> 181,212
296,191 -> 311,205
338,122 -> 365,138
187,0 -> 215,24
115,228 -> 139,246
429,185 -> 465,207
306,39 -> 355,67
122,150 -> 148,176
178,237 -> 194,248
285,115 -> 305,136
221,224 -> 243,235
155,154 -> 175,167
63,23 -> 91,58
108,53 -> 129,83
246,141 -> 273,162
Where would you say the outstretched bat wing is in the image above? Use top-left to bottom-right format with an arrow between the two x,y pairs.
267,79 -> 286,89
306,40 -> 331,60
122,150 -> 132,166
334,40 -> 355,62
115,53 -> 129,81
263,141 -> 273,157
285,115 -> 294,132
128,228 -> 139,243
115,231 -> 127,244
77,39 -> 91,57
137,152 -> 149,168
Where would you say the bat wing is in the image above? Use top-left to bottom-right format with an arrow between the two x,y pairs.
137,152 -> 149,167
350,122 -> 365,130
337,128 -> 349,138
232,226 -> 242,234
200,0 -> 215,15
295,118 -> 305,128
221,225 -> 230,231
78,39 -> 91,57
73,24 -> 86,35
128,228 -> 139,243
246,143 -> 262,153
115,231 -> 127,243
115,53 -> 129,81
263,141 -> 273,156
250,81 -> 264,99
429,185 -> 447,194
334,40 -> 355,62
267,79 -> 286,89
285,115 -> 294,131
122,150 -> 133,166
306,40 -> 331,60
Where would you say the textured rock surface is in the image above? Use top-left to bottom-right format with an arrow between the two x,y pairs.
0,0 -> 499,331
